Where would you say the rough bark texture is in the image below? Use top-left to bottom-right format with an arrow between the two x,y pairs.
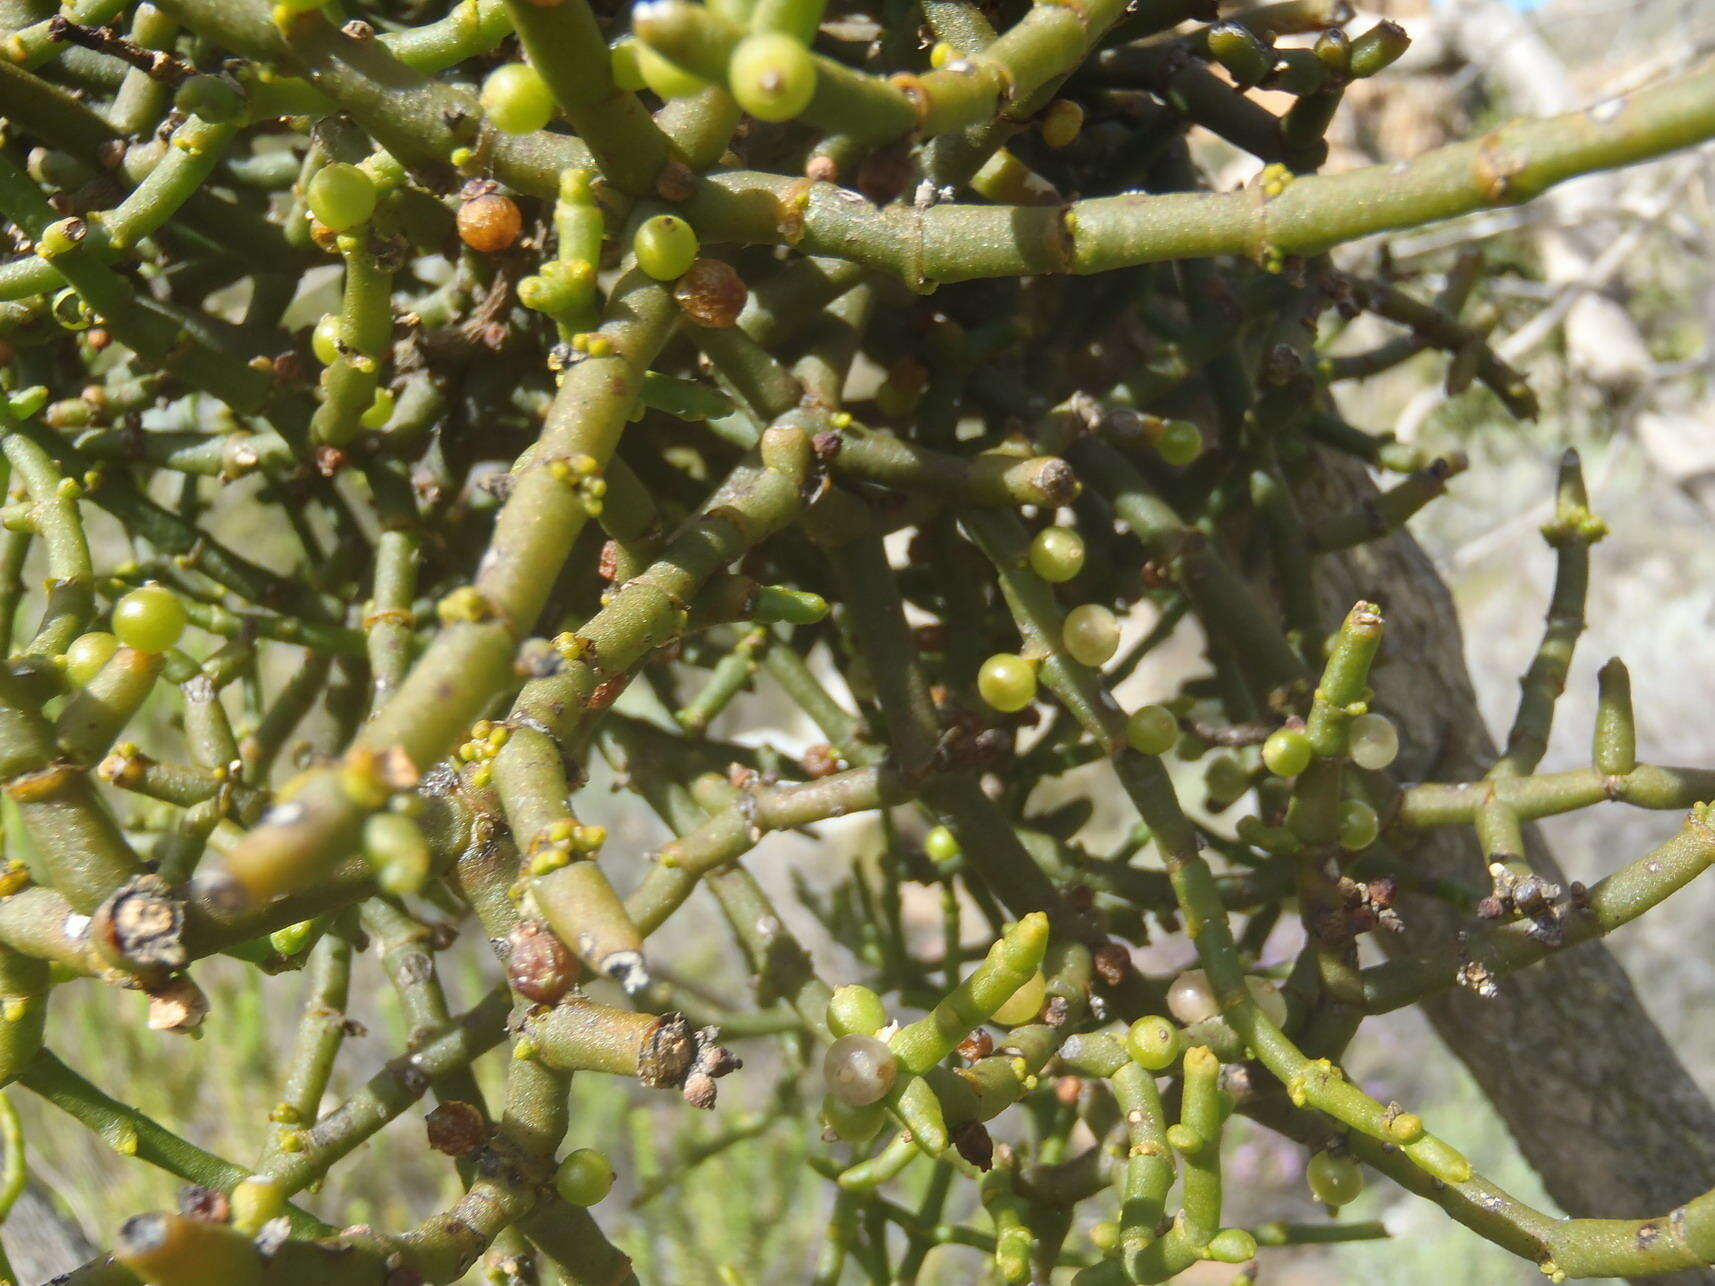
1306,451 -> 1715,1285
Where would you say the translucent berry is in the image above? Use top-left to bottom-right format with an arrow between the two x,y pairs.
991,969 -> 1046,1026
1262,727 -> 1313,777
306,162 -> 376,232
1126,1015 -> 1182,1071
457,192 -> 523,253
1338,798 -> 1379,851
729,33 -> 817,122
311,313 -> 341,365
1062,604 -> 1120,667
362,812 -> 431,897
111,584 -> 186,654
1089,1220 -> 1119,1251
924,825 -> 961,864
1348,711 -> 1399,770
481,62 -> 556,135
64,631 -> 118,685
823,1033 -> 898,1106
1306,1151 -> 1363,1208
633,214 -> 699,281
1157,419 -> 1203,466
1126,704 -> 1179,755
554,1148 -> 615,1206
1028,526 -> 1084,582
978,653 -> 1037,713
1246,975 -> 1287,1026
1166,968 -> 1218,1026
826,984 -> 886,1038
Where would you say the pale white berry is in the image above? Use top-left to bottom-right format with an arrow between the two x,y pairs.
1166,969 -> 1218,1025
822,1034 -> 898,1106
1246,975 -> 1287,1027
1166,969 -> 1285,1027
1349,712 -> 1399,770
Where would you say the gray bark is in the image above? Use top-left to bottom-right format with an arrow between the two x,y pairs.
1305,452 -> 1715,1285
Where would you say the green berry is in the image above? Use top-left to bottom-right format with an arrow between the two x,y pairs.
1126,1015 -> 1182,1070
1157,419 -> 1203,466
63,631 -> 118,685
362,812 -> 430,897
924,825 -> 961,864
481,62 -> 556,135
1262,727 -> 1313,777
1089,1220 -> 1119,1252
633,214 -> 699,281
729,33 -> 817,123
637,43 -> 709,100
826,984 -> 886,1038
1306,1150 -> 1363,1208
311,313 -> 341,365
1338,798 -> 1379,851
1062,603 -> 1119,667
991,969 -> 1046,1026
1028,526 -> 1084,582
554,1148 -> 615,1206
977,652 -> 1037,713
1348,711 -> 1399,770
111,584 -> 186,654
1126,704 -> 1179,755
305,162 -> 377,232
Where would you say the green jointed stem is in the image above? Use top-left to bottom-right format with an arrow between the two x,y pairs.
1174,1045 -> 1223,1248
217,272 -> 676,904
676,58 -> 1715,286
1,0 -> 1713,1277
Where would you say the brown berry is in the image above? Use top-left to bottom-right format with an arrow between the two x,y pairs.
177,1185 -> 230,1223
673,258 -> 748,328
425,1100 -> 488,1157
801,743 -> 842,778
957,1029 -> 994,1061
1093,942 -> 1131,986
457,192 -> 522,253
951,1120 -> 994,1171
506,920 -> 578,1004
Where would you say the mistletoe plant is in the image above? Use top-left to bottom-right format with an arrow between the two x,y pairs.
0,0 -> 1707,1281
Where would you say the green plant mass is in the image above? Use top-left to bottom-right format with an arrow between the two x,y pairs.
0,0 -> 1708,1281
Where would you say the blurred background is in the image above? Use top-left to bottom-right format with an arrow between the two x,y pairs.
12,1 -> 1715,1281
